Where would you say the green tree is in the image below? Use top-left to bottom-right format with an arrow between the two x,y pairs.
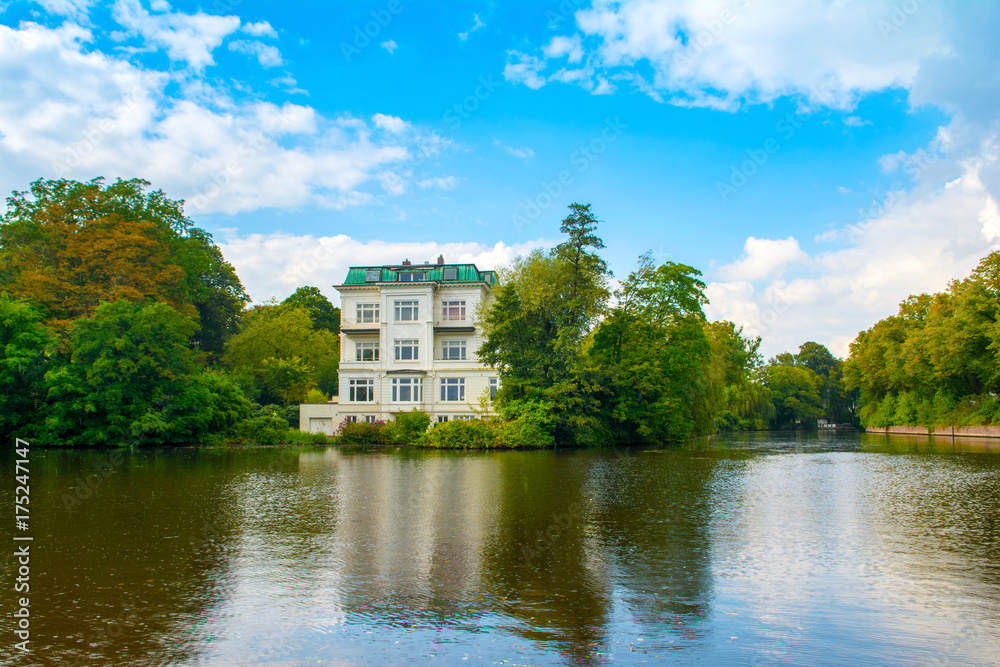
0,177 -> 248,352
704,320 -> 774,430
43,300 -> 251,446
0,294 -> 54,439
223,305 -> 339,404
479,205 -> 613,444
764,360 -> 823,428
281,286 -> 341,334
587,253 -> 713,443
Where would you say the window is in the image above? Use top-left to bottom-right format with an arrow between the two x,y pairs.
345,415 -> 358,423
395,300 -> 419,321
357,303 -> 380,323
392,378 -> 422,402
440,378 -> 465,402
441,340 -> 466,360
437,415 -> 449,423
398,272 -> 426,282
443,267 -> 458,281
395,339 -> 419,361
349,379 -> 374,402
365,269 -> 381,282
363,415 -> 377,424
489,377 -> 499,400
356,342 -> 379,362
453,415 -> 476,421
442,300 -> 466,321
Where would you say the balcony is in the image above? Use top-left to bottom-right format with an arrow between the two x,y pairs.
433,320 -> 475,333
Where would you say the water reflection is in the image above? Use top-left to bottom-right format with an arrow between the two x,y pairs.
1,435 -> 998,665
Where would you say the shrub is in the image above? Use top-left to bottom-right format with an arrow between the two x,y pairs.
387,409 -> 431,444
419,419 -> 496,449
304,388 -> 328,404
337,418 -> 391,444
232,415 -> 291,445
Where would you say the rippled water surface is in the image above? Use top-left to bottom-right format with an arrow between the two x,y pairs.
2,432 -> 999,665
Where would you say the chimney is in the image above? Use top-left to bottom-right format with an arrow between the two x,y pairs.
402,259 -> 411,266
437,254 -> 444,265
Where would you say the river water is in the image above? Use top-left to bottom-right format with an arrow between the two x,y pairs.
1,432 -> 999,666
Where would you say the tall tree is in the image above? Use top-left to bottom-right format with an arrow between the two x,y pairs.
44,300 -> 251,446
0,177 -> 248,351
281,286 -> 341,334
223,305 -> 340,404
0,294 -> 53,439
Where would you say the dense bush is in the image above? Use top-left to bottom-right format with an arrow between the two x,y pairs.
387,409 -> 431,444
336,418 -> 391,444
417,409 -> 555,450
232,415 -> 291,445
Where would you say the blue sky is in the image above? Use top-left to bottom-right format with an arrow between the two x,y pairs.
2,0 -> 998,356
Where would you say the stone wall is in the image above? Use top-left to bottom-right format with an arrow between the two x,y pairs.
867,424 -> 1000,439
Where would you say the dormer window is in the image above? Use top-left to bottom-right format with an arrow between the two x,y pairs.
398,271 -> 426,282
364,269 -> 380,282
443,267 -> 458,280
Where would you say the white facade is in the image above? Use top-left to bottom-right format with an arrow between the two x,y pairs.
301,261 -> 499,432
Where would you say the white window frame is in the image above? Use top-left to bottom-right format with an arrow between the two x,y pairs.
394,339 -> 419,361
441,340 -> 466,360
392,378 -> 423,402
398,272 -> 426,282
442,300 -> 466,321
356,342 -> 379,362
357,303 -> 380,324
364,270 -> 381,283
394,300 -> 419,321
440,378 -> 465,402
443,267 -> 458,281
349,379 -> 375,402
489,377 -> 499,399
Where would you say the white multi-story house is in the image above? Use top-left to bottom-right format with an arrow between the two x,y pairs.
300,256 -> 499,433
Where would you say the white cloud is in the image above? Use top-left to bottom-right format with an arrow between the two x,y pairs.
716,237 -> 809,282
268,72 -> 308,95
503,51 -> 547,90
35,0 -> 93,21
216,234 -> 543,303
381,39 -> 397,55
458,13 -> 484,41
492,138 -> 534,161
229,39 -> 284,67
707,150 -> 1000,357
417,176 -> 458,190
372,113 -> 409,134
228,39 -> 282,67
0,21 -> 453,215
506,0 -> 950,110
241,20 -> 277,38
543,35 -> 584,63
112,0 -> 241,70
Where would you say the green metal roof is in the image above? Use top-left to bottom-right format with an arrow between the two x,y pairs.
340,263 -> 497,287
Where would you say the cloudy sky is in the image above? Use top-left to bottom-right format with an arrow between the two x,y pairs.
2,0 -> 998,357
